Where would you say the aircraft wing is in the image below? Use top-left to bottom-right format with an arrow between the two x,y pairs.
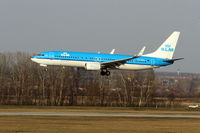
101,46 -> 145,68
101,56 -> 140,68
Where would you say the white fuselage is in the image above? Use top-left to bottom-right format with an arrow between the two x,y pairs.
31,31 -> 181,75
31,58 -> 157,70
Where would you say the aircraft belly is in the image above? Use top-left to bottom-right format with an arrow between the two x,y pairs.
33,59 -> 86,67
60,60 -> 85,67
118,64 -> 153,70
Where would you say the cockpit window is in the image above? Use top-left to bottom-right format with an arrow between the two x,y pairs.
36,54 -> 45,56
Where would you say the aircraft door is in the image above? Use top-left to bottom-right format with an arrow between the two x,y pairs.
96,57 -> 101,62
151,59 -> 155,66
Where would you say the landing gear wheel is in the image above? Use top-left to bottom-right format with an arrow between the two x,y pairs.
100,69 -> 111,76
100,71 -> 106,76
106,71 -> 110,76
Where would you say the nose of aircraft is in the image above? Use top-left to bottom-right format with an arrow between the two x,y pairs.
31,56 -> 37,63
31,57 -> 37,63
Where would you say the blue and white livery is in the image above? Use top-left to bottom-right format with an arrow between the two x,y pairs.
31,31 -> 183,76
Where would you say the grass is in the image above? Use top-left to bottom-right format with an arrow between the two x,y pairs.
0,106 -> 200,133
0,105 -> 200,114
0,116 -> 200,133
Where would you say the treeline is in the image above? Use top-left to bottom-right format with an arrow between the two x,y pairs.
0,52 -> 164,107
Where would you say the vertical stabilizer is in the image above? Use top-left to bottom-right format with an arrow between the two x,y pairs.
145,31 -> 180,59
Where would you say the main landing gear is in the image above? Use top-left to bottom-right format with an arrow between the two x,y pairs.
100,69 -> 110,76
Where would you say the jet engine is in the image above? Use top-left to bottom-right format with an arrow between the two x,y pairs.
85,62 -> 101,70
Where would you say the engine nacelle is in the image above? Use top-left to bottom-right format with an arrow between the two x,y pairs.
40,64 -> 47,67
85,62 -> 101,70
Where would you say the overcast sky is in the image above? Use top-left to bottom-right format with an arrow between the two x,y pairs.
0,0 -> 199,73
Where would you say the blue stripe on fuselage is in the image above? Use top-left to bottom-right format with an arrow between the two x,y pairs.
32,51 -> 172,66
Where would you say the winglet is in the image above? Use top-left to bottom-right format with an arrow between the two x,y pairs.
137,46 -> 146,56
110,49 -> 115,54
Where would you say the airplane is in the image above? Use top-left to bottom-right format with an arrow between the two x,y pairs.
31,31 -> 183,76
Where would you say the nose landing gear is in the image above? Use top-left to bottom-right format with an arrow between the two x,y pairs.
100,69 -> 110,76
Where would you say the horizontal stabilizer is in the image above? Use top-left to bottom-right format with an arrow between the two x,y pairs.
164,58 -> 184,62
